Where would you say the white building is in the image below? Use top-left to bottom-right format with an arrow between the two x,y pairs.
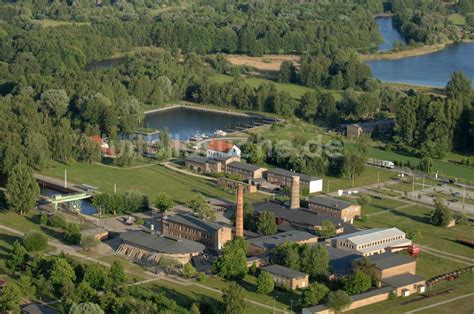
330,228 -> 412,256
206,140 -> 241,158
264,168 -> 323,194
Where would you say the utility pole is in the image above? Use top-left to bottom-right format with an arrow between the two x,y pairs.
377,171 -> 380,189
114,183 -> 117,194
327,181 -> 330,194
64,169 -> 67,189
463,186 -> 466,210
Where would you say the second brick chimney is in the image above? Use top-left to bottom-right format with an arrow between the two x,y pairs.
290,176 -> 300,209
235,184 -> 244,238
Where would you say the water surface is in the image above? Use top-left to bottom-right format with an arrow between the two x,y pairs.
376,17 -> 405,52
143,107 -> 258,140
367,43 -> 474,87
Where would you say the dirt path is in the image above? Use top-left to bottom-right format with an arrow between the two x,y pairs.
417,245 -> 474,264
160,161 -> 217,182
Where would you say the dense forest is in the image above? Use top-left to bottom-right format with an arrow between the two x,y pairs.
0,0 -> 473,178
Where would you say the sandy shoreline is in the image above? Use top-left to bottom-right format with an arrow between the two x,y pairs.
362,40 -> 474,61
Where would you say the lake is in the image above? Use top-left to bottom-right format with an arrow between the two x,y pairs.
368,17 -> 474,87
376,16 -> 405,52
143,106 -> 260,140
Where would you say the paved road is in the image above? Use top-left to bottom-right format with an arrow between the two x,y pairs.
404,292 -> 474,314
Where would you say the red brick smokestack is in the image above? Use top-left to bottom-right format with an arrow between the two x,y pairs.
236,184 -> 244,238
290,176 -> 300,209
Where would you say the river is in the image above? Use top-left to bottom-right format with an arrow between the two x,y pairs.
376,16 -> 406,52
368,17 -> 474,87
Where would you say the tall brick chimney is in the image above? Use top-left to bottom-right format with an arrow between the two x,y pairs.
235,184 -> 244,238
290,176 -> 300,209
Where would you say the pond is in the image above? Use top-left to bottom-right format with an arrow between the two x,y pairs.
143,106 -> 260,140
376,16 -> 406,52
85,56 -> 127,71
367,17 -> 474,87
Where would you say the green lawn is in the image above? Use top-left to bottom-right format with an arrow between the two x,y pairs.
0,210 -> 42,233
41,162 -> 247,204
212,74 -> 343,100
31,19 -> 90,28
200,275 -> 296,311
415,252 -> 468,279
355,204 -> 474,259
147,279 -> 275,314
362,197 -> 407,215
322,167 -> 396,193
366,147 -> 474,182
349,272 -> 474,314
448,13 -> 466,26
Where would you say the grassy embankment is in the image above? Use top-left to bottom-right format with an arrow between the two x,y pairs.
41,161 -> 268,204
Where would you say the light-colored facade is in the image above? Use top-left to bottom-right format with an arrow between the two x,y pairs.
206,140 -> 241,158
261,264 -> 309,290
307,196 -> 361,224
331,228 -> 411,256
265,168 -> 323,193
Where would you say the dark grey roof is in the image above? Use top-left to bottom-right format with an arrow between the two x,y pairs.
228,161 -> 263,172
351,286 -> 395,301
167,214 -> 224,233
186,156 -> 209,164
253,201 -> 344,228
383,273 -> 425,288
249,230 -> 317,250
261,264 -> 307,279
120,230 -> 205,254
326,246 -> 362,276
21,304 -> 59,314
366,253 -> 415,270
308,196 -> 354,211
265,168 -> 320,182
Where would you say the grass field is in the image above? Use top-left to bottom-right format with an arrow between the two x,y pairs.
415,252 -> 468,279
147,279 -> 275,314
41,162 -> 247,204
366,147 -> 474,182
448,13 -> 466,26
31,19 -> 90,28
362,197 -> 407,215
212,74 -> 343,100
349,272 -> 474,314
355,204 -> 474,259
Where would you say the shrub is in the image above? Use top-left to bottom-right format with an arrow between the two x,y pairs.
183,263 -> 196,278
23,231 -> 48,252
63,223 -> 81,245
49,213 -> 66,228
